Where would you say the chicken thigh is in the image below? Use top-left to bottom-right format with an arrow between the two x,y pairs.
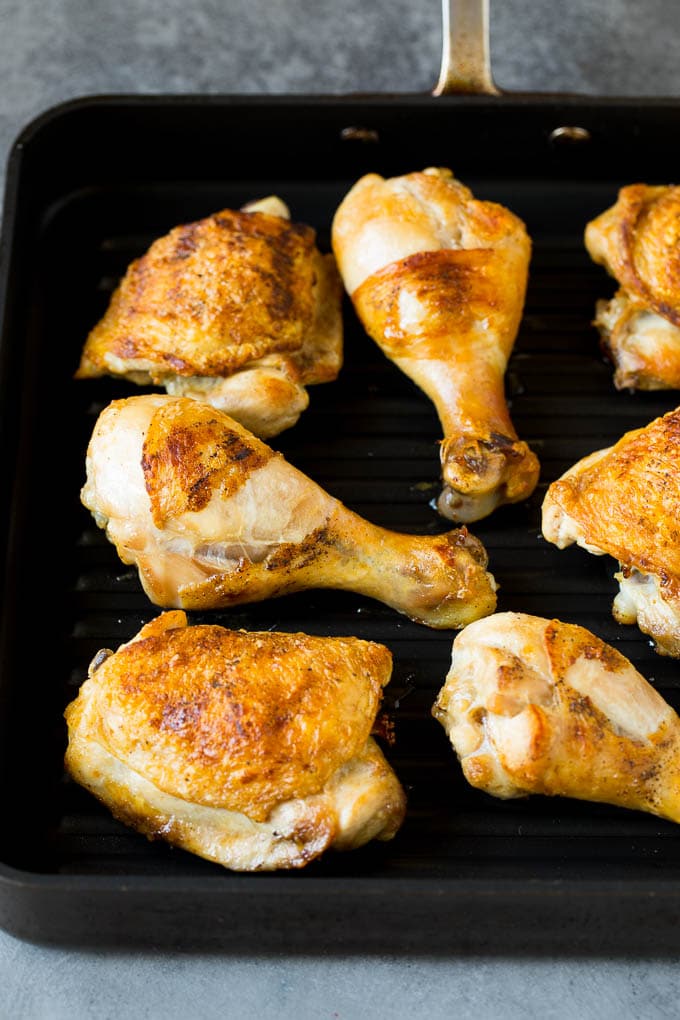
542,407 -> 680,656
81,395 -> 497,627
433,612 -> 680,822
76,197 -> 342,438
585,184 -> 680,390
332,167 -> 539,523
65,611 -> 406,870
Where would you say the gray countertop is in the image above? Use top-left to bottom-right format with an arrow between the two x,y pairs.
1,1 -> 680,1016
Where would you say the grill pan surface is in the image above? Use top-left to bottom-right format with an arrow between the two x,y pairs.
2,95 -> 680,953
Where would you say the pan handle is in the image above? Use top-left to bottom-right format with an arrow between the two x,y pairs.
433,0 -> 499,96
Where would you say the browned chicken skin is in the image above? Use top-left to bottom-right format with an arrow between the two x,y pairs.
542,407 -> 680,656
586,184 -> 680,390
81,395 -> 497,628
332,167 -> 539,523
433,612 -> 680,823
65,611 -> 406,870
76,197 -> 342,438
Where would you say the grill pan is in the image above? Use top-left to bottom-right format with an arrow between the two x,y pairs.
2,15 -> 680,952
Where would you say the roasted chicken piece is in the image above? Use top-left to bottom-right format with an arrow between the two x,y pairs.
542,407 -> 680,656
586,184 -> 680,390
433,612 -> 680,822
65,611 -> 405,871
76,197 -> 342,438
81,394 -> 497,627
332,167 -> 539,523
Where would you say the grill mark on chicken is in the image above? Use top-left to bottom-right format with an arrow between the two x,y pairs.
141,401 -> 272,524
263,524 -> 334,572
353,249 -> 497,360
112,335 -> 142,359
172,222 -> 201,260
162,353 -> 195,373
545,619 -> 629,675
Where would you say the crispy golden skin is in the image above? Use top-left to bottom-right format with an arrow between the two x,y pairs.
542,407 -> 680,656
76,201 -> 342,437
332,167 -> 539,523
586,184 -> 680,390
65,611 -> 406,871
81,394 -> 497,628
140,398 -> 273,527
433,612 -> 680,822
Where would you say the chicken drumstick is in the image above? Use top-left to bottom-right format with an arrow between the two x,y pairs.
332,167 -> 539,523
434,612 -> 680,823
82,395 -> 497,628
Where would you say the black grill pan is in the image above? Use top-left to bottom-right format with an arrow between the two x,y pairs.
3,93 -> 680,953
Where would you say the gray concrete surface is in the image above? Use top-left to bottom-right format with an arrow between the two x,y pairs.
3,940 -> 680,1020
1,0 -> 679,187
1,0 -> 680,1016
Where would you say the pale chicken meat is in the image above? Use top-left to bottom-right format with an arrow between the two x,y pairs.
433,612 -> 680,822
81,394 -> 497,627
76,197 -> 342,438
585,184 -> 680,390
332,167 -> 539,523
65,611 -> 406,870
542,407 -> 680,656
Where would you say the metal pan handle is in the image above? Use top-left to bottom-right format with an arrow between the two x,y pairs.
433,0 -> 499,96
